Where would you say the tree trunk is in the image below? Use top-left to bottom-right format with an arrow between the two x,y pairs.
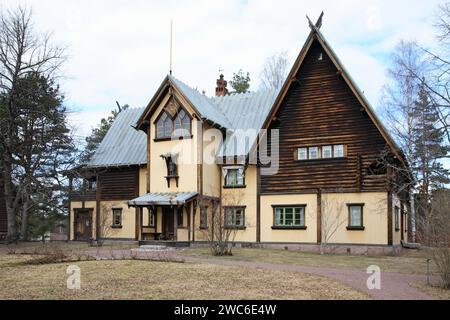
3,153 -> 17,238
20,199 -> 30,240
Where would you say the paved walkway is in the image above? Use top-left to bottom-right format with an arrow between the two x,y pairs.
183,256 -> 438,300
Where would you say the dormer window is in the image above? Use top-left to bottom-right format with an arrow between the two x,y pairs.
155,104 -> 192,140
223,166 -> 245,188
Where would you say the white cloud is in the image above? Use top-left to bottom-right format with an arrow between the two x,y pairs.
2,0 -> 445,138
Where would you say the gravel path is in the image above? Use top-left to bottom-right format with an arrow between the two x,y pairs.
183,256 -> 438,300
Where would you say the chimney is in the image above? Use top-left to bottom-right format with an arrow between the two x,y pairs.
215,74 -> 229,97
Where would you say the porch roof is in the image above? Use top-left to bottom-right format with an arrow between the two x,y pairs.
128,192 -> 198,207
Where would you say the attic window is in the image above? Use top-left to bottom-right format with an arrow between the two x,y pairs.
155,108 -> 192,140
318,52 -> 323,61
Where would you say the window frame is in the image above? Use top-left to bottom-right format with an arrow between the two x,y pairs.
200,206 -> 208,229
223,167 -> 246,188
177,207 -> 184,228
295,144 -> 347,161
147,208 -> 155,227
224,206 -> 246,230
394,206 -> 400,232
111,208 -> 123,228
346,204 -> 365,230
271,205 -> 307,230
154,105 -> 193,141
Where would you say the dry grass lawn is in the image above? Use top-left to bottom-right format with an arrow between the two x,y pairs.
180,248 -> 438,275
0,254 -> 369,300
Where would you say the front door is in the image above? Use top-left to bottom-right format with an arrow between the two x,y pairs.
162,207 -> 174,240
74,209 -> 92,241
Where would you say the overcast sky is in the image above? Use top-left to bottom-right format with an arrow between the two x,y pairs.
2,0 -> 445,140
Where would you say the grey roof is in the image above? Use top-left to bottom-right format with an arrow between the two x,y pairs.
168,75 -> 280,157
169,76 -> 232,128
213,89 -> 280,157
87,107 -> 147,168
128,192 -> 198,206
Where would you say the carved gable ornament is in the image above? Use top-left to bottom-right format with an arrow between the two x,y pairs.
164,96 -> 179,118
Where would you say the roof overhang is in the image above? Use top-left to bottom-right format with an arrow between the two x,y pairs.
128,192 -> 198,207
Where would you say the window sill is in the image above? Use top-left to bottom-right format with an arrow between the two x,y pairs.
271,226 -> 307,230
294,157 -> 347,163
154,135 -> 193,142
199,226 -> 208,230
346,226 -> 365,231
225,226 -> 246,230
111,225 -> 123,229
223,185 -> 247,189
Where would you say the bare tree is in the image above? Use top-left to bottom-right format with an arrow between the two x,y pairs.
320,192 -> 348,254
0,6 -> 66,239
260,52 -> 289,90
419,189 -> 450,289
200,191 -> 244,256
96,203 -> 113,246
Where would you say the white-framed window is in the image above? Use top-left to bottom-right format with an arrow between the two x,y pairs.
224,167 -> 245,187
334,144 -> 344,158
322,145 -> 332,159
298,148 -> 308,160
309,147 -> 319,160
225,207 -> 245,228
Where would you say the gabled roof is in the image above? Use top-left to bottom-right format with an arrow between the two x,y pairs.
260,15 -> 406,165
87,107 -> 147,168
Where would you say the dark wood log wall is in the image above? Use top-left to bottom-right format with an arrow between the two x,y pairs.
98,167 -> 139,201
0,175 -> 7,234
261,39 -> 389,194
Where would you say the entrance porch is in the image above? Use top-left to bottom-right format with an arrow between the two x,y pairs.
128,192 -> 198,243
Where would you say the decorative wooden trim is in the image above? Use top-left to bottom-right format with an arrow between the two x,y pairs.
256,164 -> 261,243
173,206 -> 178,242
387,192 -> 393,245
95,174 -> 100,241
317,190 -> 322,244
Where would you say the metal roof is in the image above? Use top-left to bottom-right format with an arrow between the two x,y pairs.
128,192 -> 198,207
213,89 -> 280,157
169,76 -> 232,128
87,107 -> 147,168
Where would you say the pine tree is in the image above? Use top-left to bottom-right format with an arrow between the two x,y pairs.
229,70 -> 251,94
81,103 -> 129,163
411,82 -> 450,227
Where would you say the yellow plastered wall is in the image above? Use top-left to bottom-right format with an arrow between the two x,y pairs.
221,165 -> 258,242
149,93 -> 199,194
322,192 -> 388,245
98,201 -> 136,240
139,166 -> 147,196
70,201 -> 96,240
260,194 -> 317,243
202,123 -> 222,198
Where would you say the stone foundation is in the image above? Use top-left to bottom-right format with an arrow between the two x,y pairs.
191,242 -> 406,256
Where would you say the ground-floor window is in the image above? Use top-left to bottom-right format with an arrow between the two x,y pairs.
347,204 -> 364,230
148,208 -> 155,227
112,208 -> 122,228
273,206 -> 306,228
225,207 -> 245,228
200,206 -> 208,229
395,206 -> 400,231
177,207 -> 184,227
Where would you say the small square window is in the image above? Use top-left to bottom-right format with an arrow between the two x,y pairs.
322,146 -> 332,159
334,145 -> 344,158
309,147 -> 319,160
225,207 -> 245,228
298,148 -> 308,160
225,168 -> 244,187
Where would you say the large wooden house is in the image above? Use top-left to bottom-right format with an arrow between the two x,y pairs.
68,19 -> 411,252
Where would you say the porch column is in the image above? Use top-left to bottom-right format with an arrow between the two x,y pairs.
187,204 -> 191,242
173,206 -> 178,241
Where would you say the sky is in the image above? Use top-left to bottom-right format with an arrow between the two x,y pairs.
1,0 -> 446,140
